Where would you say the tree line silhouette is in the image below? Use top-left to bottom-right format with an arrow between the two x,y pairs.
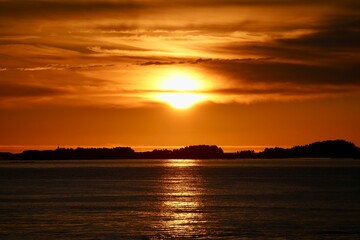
0,140 -> 359,160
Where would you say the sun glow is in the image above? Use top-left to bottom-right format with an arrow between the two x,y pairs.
157,93 -> 206,109
157,71 -> 207,109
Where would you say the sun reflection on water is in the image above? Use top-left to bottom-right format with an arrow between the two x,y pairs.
158,159 -> 207,237
162,159 -> 200,167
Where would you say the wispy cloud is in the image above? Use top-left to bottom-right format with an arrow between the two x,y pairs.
0,82 -> 69,98
0,0 -> 359,107
5,64 -> 115,71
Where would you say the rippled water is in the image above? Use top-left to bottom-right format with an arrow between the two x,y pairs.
0,159 -> 360,239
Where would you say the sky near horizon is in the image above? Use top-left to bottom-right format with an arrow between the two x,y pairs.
0,0 -> 360,152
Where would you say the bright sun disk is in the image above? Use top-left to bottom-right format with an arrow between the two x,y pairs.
161,73 -> 201,91
157,93 -> 205,109
156,72 -> 206,109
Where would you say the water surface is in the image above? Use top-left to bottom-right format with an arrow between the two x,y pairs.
1,159 -> 360,239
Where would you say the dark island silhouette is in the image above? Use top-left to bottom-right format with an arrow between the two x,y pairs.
0,140 -> 359,160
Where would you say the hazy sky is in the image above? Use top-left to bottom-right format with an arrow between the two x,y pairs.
1,0 -> 359,152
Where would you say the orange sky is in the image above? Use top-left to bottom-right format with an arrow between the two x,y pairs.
1,0 -> 360,152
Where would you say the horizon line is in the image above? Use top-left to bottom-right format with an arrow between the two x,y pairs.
0,145 -> 285,154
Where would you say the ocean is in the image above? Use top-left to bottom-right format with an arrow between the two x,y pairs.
0,159 -> 359,239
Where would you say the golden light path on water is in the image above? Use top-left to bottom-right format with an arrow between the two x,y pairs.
159,159 -> 207,236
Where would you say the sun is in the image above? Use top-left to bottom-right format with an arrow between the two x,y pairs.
157,93 -> 205,109
160,73 -> 201,91
156,71 -> 206,109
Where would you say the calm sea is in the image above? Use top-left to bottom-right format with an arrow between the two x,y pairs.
0,159 -> 360,239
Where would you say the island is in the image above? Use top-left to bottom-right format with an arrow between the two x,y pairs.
0,140 -> 359,160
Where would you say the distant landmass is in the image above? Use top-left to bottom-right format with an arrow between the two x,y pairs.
0,140 -> 359,160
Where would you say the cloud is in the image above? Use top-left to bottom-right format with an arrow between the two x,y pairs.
0,69 -> 128,108
201,59 -> 360,85
207,85 -> 359,99
137,58 -> 212,66
0,0 -> 359,108
0,82 -> 68,98
198,11 -> 360,87
134,55 -> 359,90
87,46 -> 151,54
0,38 -> 150,55
278,15 -> 360,50
138,61 -> 180,66
118,84 -> 358,96
0,1 -> 145,20
137,57 -> 272,66
0,64 -> 114,71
